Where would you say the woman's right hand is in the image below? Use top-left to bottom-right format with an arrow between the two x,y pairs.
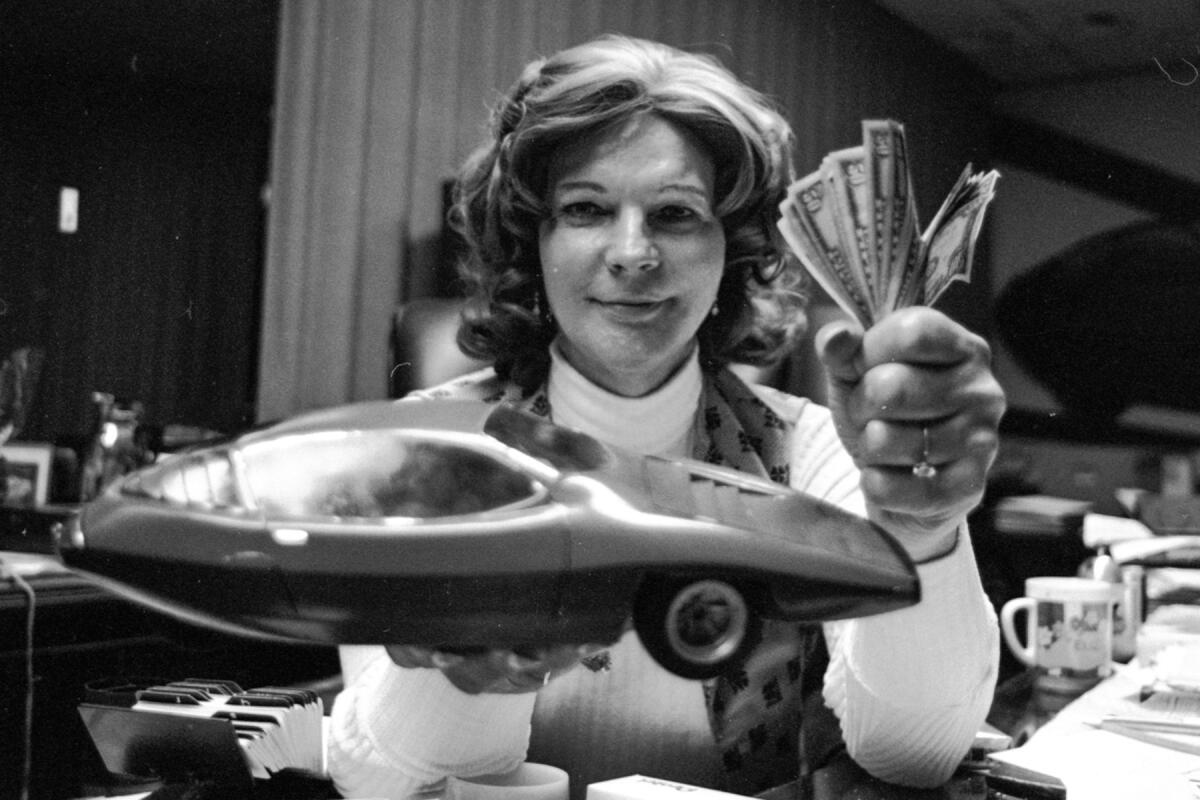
385,644 -> 599,694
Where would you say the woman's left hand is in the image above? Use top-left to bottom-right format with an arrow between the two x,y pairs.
815,307 -> 1006,562
384,643 -> 595,694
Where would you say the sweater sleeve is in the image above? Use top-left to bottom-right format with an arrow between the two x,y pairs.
789,402 -> 999,788
326,646 -> 537,800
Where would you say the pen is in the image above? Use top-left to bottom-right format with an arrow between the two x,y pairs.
1096,719 -> 1200,757
1100,716 -> 1200,734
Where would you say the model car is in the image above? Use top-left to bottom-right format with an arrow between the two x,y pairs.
62,399 -> 920,679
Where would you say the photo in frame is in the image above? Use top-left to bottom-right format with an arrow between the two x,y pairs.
1,442 -> 54,506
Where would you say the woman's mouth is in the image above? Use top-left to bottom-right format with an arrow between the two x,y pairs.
593,298 -> 666,321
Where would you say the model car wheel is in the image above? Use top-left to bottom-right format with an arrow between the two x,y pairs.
633,576 -> 761,680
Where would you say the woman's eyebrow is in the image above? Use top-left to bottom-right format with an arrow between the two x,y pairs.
551,180 -> 606,194
552,180 -> 709,198
658,183 -> 710,200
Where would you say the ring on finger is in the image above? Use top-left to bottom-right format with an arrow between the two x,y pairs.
912,425 -> 938,479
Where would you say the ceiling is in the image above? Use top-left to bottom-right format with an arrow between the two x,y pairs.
875,0 -> 1200,87
0,0 -> 279,102
5,1 -> 1196,97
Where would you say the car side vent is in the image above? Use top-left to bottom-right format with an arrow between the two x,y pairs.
687,478 -> 757,527
643,457 -> 774,525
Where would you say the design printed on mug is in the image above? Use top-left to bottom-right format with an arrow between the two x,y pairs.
1035,600 -> 1108,676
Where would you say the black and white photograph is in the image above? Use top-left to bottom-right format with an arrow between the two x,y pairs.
0,442 -> 53,507
2,3 -> 1199,800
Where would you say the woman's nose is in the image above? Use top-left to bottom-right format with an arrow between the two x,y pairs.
604,210 -> 659,272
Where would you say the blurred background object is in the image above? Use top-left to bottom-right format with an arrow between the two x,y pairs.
0,346 -> 44,444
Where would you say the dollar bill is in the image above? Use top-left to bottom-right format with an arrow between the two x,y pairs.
865,120 -> 922,313
824,147 -> 877,315
782,171 -> 874,327
863,120 -> 898,279
922,172 -> 997,305
922,215 -> 971,307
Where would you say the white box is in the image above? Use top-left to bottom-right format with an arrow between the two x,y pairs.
587,775 -> 751,800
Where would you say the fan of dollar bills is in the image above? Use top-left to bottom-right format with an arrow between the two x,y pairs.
777,119 -> 999,328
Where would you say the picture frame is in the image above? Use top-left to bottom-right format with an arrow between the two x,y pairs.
1,442 -> 54,507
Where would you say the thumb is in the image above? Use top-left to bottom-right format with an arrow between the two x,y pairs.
815,319 -> 865,386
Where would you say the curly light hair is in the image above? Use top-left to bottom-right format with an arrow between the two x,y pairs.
451,34 -> 807,392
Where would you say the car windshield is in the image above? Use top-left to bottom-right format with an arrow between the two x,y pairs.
240,432 -> 544,520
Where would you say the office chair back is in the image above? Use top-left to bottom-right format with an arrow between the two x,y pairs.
388,297 -> 489,398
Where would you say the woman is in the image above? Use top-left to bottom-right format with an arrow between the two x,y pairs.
328,35 -> 1003,799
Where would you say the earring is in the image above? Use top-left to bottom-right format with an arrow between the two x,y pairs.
709,302 -> 720,318
535,282 -> 554,326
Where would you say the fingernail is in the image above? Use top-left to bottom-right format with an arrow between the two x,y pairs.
431,652 -> 464,669
507,652 -> 538,671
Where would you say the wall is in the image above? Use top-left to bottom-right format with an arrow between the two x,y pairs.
987,167 -> 1151,414
979,70 -> 1200,503
257,0 -> 998,420
996,73 -> 1200,184
986,71 -> 1200,418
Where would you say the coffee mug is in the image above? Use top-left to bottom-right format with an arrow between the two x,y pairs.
447,762 -> 569,800
1000,577 -> 1119,694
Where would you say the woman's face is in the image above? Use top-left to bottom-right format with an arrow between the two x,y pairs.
538,113 -> 725,397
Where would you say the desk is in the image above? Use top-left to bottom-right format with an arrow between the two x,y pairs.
782,756 -> 989,799
62,667 -> 1188,800
77,764 -> 990,800
988,665 -> 1200,798
0,551 -> 183,800
756,663 -> 1200,799
0,548 -> 340,800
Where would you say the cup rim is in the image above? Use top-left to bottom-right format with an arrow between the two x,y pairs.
456,762 -> 569,789
1024,576 -> 1119,601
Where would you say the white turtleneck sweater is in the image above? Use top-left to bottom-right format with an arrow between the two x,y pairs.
326,346 -> 999,799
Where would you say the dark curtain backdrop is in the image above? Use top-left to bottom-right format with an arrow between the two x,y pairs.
0,86 -> 270,440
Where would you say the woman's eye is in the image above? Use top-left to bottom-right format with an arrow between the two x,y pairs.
652,205 -> 703,228
557,202 -> 608,224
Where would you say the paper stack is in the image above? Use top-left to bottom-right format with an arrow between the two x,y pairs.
991,494 -> 1092,537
